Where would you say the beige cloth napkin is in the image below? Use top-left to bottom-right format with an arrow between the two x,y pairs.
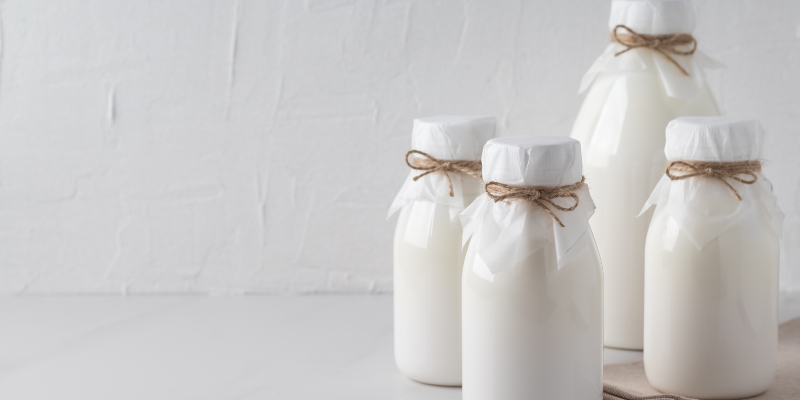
603,317 -> 800,400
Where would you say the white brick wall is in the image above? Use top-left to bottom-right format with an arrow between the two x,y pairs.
0,0 -> 798,294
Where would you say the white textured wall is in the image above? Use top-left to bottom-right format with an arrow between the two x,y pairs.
0,0 -> 798,294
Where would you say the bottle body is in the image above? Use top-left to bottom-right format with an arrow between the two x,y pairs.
571,70 -> 719,349
393,200 -> 467,386
462,230 -> 603,400
644,202 -> 778,399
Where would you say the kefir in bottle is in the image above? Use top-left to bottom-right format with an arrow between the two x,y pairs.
571,0 -> 721,350
389,115 -> 495,386
460,136 -> 603,400
642,117 -> 783,399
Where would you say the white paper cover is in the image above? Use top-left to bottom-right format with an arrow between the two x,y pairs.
641,117 -> 784,249
580,0 -> 723,101
460,137 -> 596,280
388,116 -> 496,222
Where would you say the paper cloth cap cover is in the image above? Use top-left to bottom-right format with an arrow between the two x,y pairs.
411,116 -> 496,160
388,116 -> 496,223
581,0 -> 719,101
460,136 -> 595,280
641,116 -> 782,250
609,0 -> 696,35
665,116 -> 765,162
481,136 -> 583,187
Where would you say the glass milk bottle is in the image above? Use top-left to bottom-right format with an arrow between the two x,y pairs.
388,115 -> 495,386
642,117 -> 783,399
460,137 -> 603,400
570,0 -> 721,350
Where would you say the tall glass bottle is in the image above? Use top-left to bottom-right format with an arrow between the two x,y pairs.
571,0 -> 720,349
389,115 -> 495,386
461,137 -> 603,400
642,117 -> 783,399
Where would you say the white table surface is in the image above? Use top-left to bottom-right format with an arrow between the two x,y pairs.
1,294 -> 798,400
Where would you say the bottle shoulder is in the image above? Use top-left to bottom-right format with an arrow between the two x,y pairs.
573,73 -> 719,168
647,202 -> 780,257
394,200 -> 463,250
462,230 -> 603,288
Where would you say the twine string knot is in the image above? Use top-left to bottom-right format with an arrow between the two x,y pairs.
611,24 -> 697,76
405,150 -> 483,197
665,160 -> 761,201
484,176 -> 586,228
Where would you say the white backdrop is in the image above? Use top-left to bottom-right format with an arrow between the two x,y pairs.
0,0 -> 798,294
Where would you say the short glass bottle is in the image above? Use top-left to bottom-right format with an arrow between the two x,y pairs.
642,117 -> 783,399
461,136 -> 603,400
389,115 -> 495,386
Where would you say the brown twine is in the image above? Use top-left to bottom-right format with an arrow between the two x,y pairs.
603,384 -> 696,400
611,24 -> 697,76
484,176 -> 586,228
666,160 -> 761,201
405,150 -> 483,197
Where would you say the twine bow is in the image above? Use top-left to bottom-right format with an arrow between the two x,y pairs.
611,24 -> 697,76
405,150 -> 483,197
603,384 -> 697,400
666,160 -> 761,201
484,176 -> 586,228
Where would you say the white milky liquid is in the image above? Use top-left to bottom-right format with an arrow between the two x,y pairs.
644,200 -> 779,399
462,230 -> 603,400
393,200 -> 469,386
571,70 -> 719,350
